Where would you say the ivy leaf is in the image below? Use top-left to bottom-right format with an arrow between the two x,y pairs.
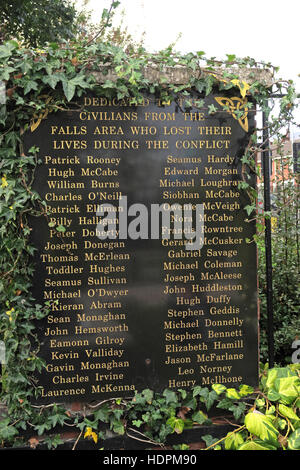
217,397 -> 233,410
62,80 -> 76,101
226,388 -> 241,400
238,439 -> 277,451
232,402 -> 247,421
192,410 -> 210,425
84,426 -> 98,443
20,61 -> 32,74
132,419 -> 143,428
255,398 -> 265,409
0,419 -> 18,440
288,429 -> 300,450
151,409 -> 163,421
111,419 -> 125,435
178,388 -> 187,400
208,104 -> 217,114
274,376 -> 300,405
24,80 -> 38,95
163,389 -> 178,405
112,408 -> 123,420
239,384 -> 254,397
35,422 -> 51,436
193,386 -> 209,398
0,41 -> 17,59
267,389 -> 281,402
43,74 -> 60,89
195,387 -> 218,410
212,384 -> 226,395
266,368 -> 299,404
142,388 -> 154,404
244,411 -> 279,446
0,65 -> 15,81
167,417 -> 185,434
182,395 -> 197,410
132,391 -> 147,406
278,418 -> 287,430
278,404 -> 299,421
141,412 -> 150,423
244,205 -> 256,216
173,444 -> 190,450
226,54 -> 236,62
266,367 -> 296,389
224,431 -> 244,450
205,390 -> 218,411
201,434 -> 218,448
204,75 -> 214,96
241,155 -> 251,164
44,434 -> 64,450
94,405 -> 110,423
71,74 -> 90,88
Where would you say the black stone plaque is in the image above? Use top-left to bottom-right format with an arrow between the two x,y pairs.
26,91 -> 259,403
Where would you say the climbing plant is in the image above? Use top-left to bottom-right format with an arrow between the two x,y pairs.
0,1 -> 299,449
258,154 -> 300,365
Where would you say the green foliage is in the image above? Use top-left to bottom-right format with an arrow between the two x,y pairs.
43,434 -> 64,450
173,443 -> 190,450
288,429 -> 300,450
244,412 -> 279,447
258,154 -> 300,365
0,0 -> 77,47
224,430 -> 244,450
237,440 -> 278,451
200,364 -> 300,451
0,364 -> 298,450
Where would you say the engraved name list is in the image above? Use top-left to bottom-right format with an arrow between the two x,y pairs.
26,92 -> 259,403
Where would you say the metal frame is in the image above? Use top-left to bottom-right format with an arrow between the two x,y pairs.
262,108 -> 274,368
261,92 -> 292,367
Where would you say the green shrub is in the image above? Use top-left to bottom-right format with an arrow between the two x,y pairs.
258,157 -> 300,365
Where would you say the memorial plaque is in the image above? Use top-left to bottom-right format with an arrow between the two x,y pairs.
26,91 -> 259,402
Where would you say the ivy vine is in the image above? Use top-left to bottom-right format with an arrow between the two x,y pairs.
0,11 -> 299,449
